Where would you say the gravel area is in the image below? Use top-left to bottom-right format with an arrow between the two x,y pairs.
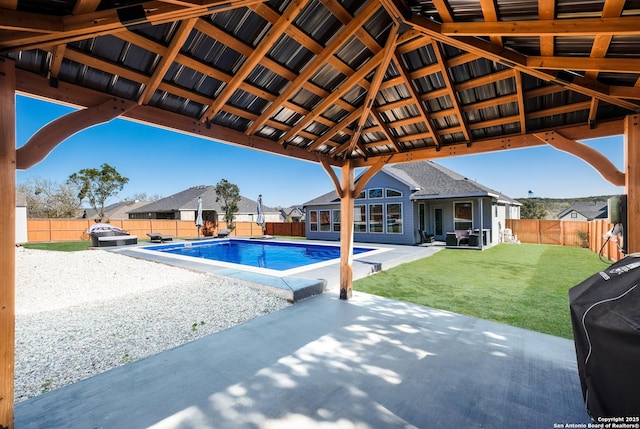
14,247 -> 291,403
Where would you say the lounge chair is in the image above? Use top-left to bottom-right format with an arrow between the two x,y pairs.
147,233 -> 174,243
97,235 -> 138,247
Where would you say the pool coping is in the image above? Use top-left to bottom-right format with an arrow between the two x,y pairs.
128,238 -> 390,277
111,238 -> 444,302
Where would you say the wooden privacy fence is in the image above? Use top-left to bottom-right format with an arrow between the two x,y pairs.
26,219 -> 305,243
265,222 -> 305,237
506,219 -> 625,262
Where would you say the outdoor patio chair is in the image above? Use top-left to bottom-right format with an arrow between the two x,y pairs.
420,230 -> 435,244
146,233 -> 174,243
216,229 -> 231,238
446,232 -> 459,246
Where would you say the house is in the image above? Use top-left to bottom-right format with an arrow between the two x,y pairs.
128,185 -> 280,224
303,161 -> 521,247
80,200 -> 151,220
557,201 -> 608,221
279,206 -> 305,222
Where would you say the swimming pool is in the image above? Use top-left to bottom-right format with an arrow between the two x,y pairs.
139,239 -> 385,276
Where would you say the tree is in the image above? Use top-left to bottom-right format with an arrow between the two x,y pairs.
18,177 -> 81,218
520,199 -> 548,219
126,192 -> 163,202
67,163 -> 129,220
215,179 -> 240,231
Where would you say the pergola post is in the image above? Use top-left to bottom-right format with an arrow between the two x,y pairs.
339,161 -> 355,300
0,57 -> 16,429
320,157 -> 388,300
624,115 -> 640,254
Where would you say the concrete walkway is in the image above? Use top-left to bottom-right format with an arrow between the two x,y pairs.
15,288 -> 591,428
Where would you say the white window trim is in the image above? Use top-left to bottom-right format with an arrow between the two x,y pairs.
386,202 -> 403,234
332,209 -> 341,232
385,188 -> 403,198
368,203 -> 384,233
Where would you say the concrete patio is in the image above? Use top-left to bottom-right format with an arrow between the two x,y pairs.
15,286 -> 591,428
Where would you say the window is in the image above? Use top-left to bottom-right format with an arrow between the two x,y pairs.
309,210 -> 318,231
369,204 -> 383,232
354,205 -> 366,232
355,190 -> 365,199
571,212 -> 577,218
332,209 -> 341,232
387,203 -> 402,233
454,201 -> 473,230
320,210 -> 331,232
368,188 -> 383,199
386,189 -> 402,198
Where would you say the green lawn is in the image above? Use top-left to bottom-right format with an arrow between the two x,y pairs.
23,241 -> 606,339
354,243 -> 609,339
22,241 -> 92,251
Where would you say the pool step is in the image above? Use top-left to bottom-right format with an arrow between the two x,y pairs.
215,269 -> 326,302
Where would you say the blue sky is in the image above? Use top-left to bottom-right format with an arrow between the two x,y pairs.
16,95 -> 625,208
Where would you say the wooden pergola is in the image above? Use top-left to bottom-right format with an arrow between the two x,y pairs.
2,0 -> 640,426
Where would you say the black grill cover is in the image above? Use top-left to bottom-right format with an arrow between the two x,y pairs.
569,255 -> 640,418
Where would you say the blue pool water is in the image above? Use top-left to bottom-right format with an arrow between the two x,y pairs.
145,239 -> 376,271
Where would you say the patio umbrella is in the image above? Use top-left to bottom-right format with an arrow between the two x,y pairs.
195,197 -> 203,238
256,194 -> 265,236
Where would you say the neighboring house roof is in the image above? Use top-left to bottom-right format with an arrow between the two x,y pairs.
304,161 -> 520,206
128,185 -> 277,214
558,201 -> 608,220
280,206 -> 305,220
83,200 -> 151,220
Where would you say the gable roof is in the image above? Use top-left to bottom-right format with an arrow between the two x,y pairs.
558,201 -> 608,220
304,161 -> 520,206
83,200 -> 152,220
128,185 -> 277,214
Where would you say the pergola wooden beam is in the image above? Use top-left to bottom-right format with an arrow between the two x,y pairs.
340,24 -> 399,157
526,56 -> 640,74
584,0 -> 625,123
533,131 -> 625,186
245,0 -> 381,135
408,15 -> 640,113
201,0 -> 310,123
429,38 -> 470,142
479,0 -> 501,46
350,118 -> 624,167
15,98 -> 138,169
625,115 -> 640,255
278,48 -> 387,146
14,68 -> 336,168
392,54 -> 439,146
0,57 -> 16,427
439,16 -> 640,37
0,0 -> 268,52
138,17 -> 197,105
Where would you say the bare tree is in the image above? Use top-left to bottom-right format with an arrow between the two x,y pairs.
126,192 -> 162,202
18,177 -> 81,218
